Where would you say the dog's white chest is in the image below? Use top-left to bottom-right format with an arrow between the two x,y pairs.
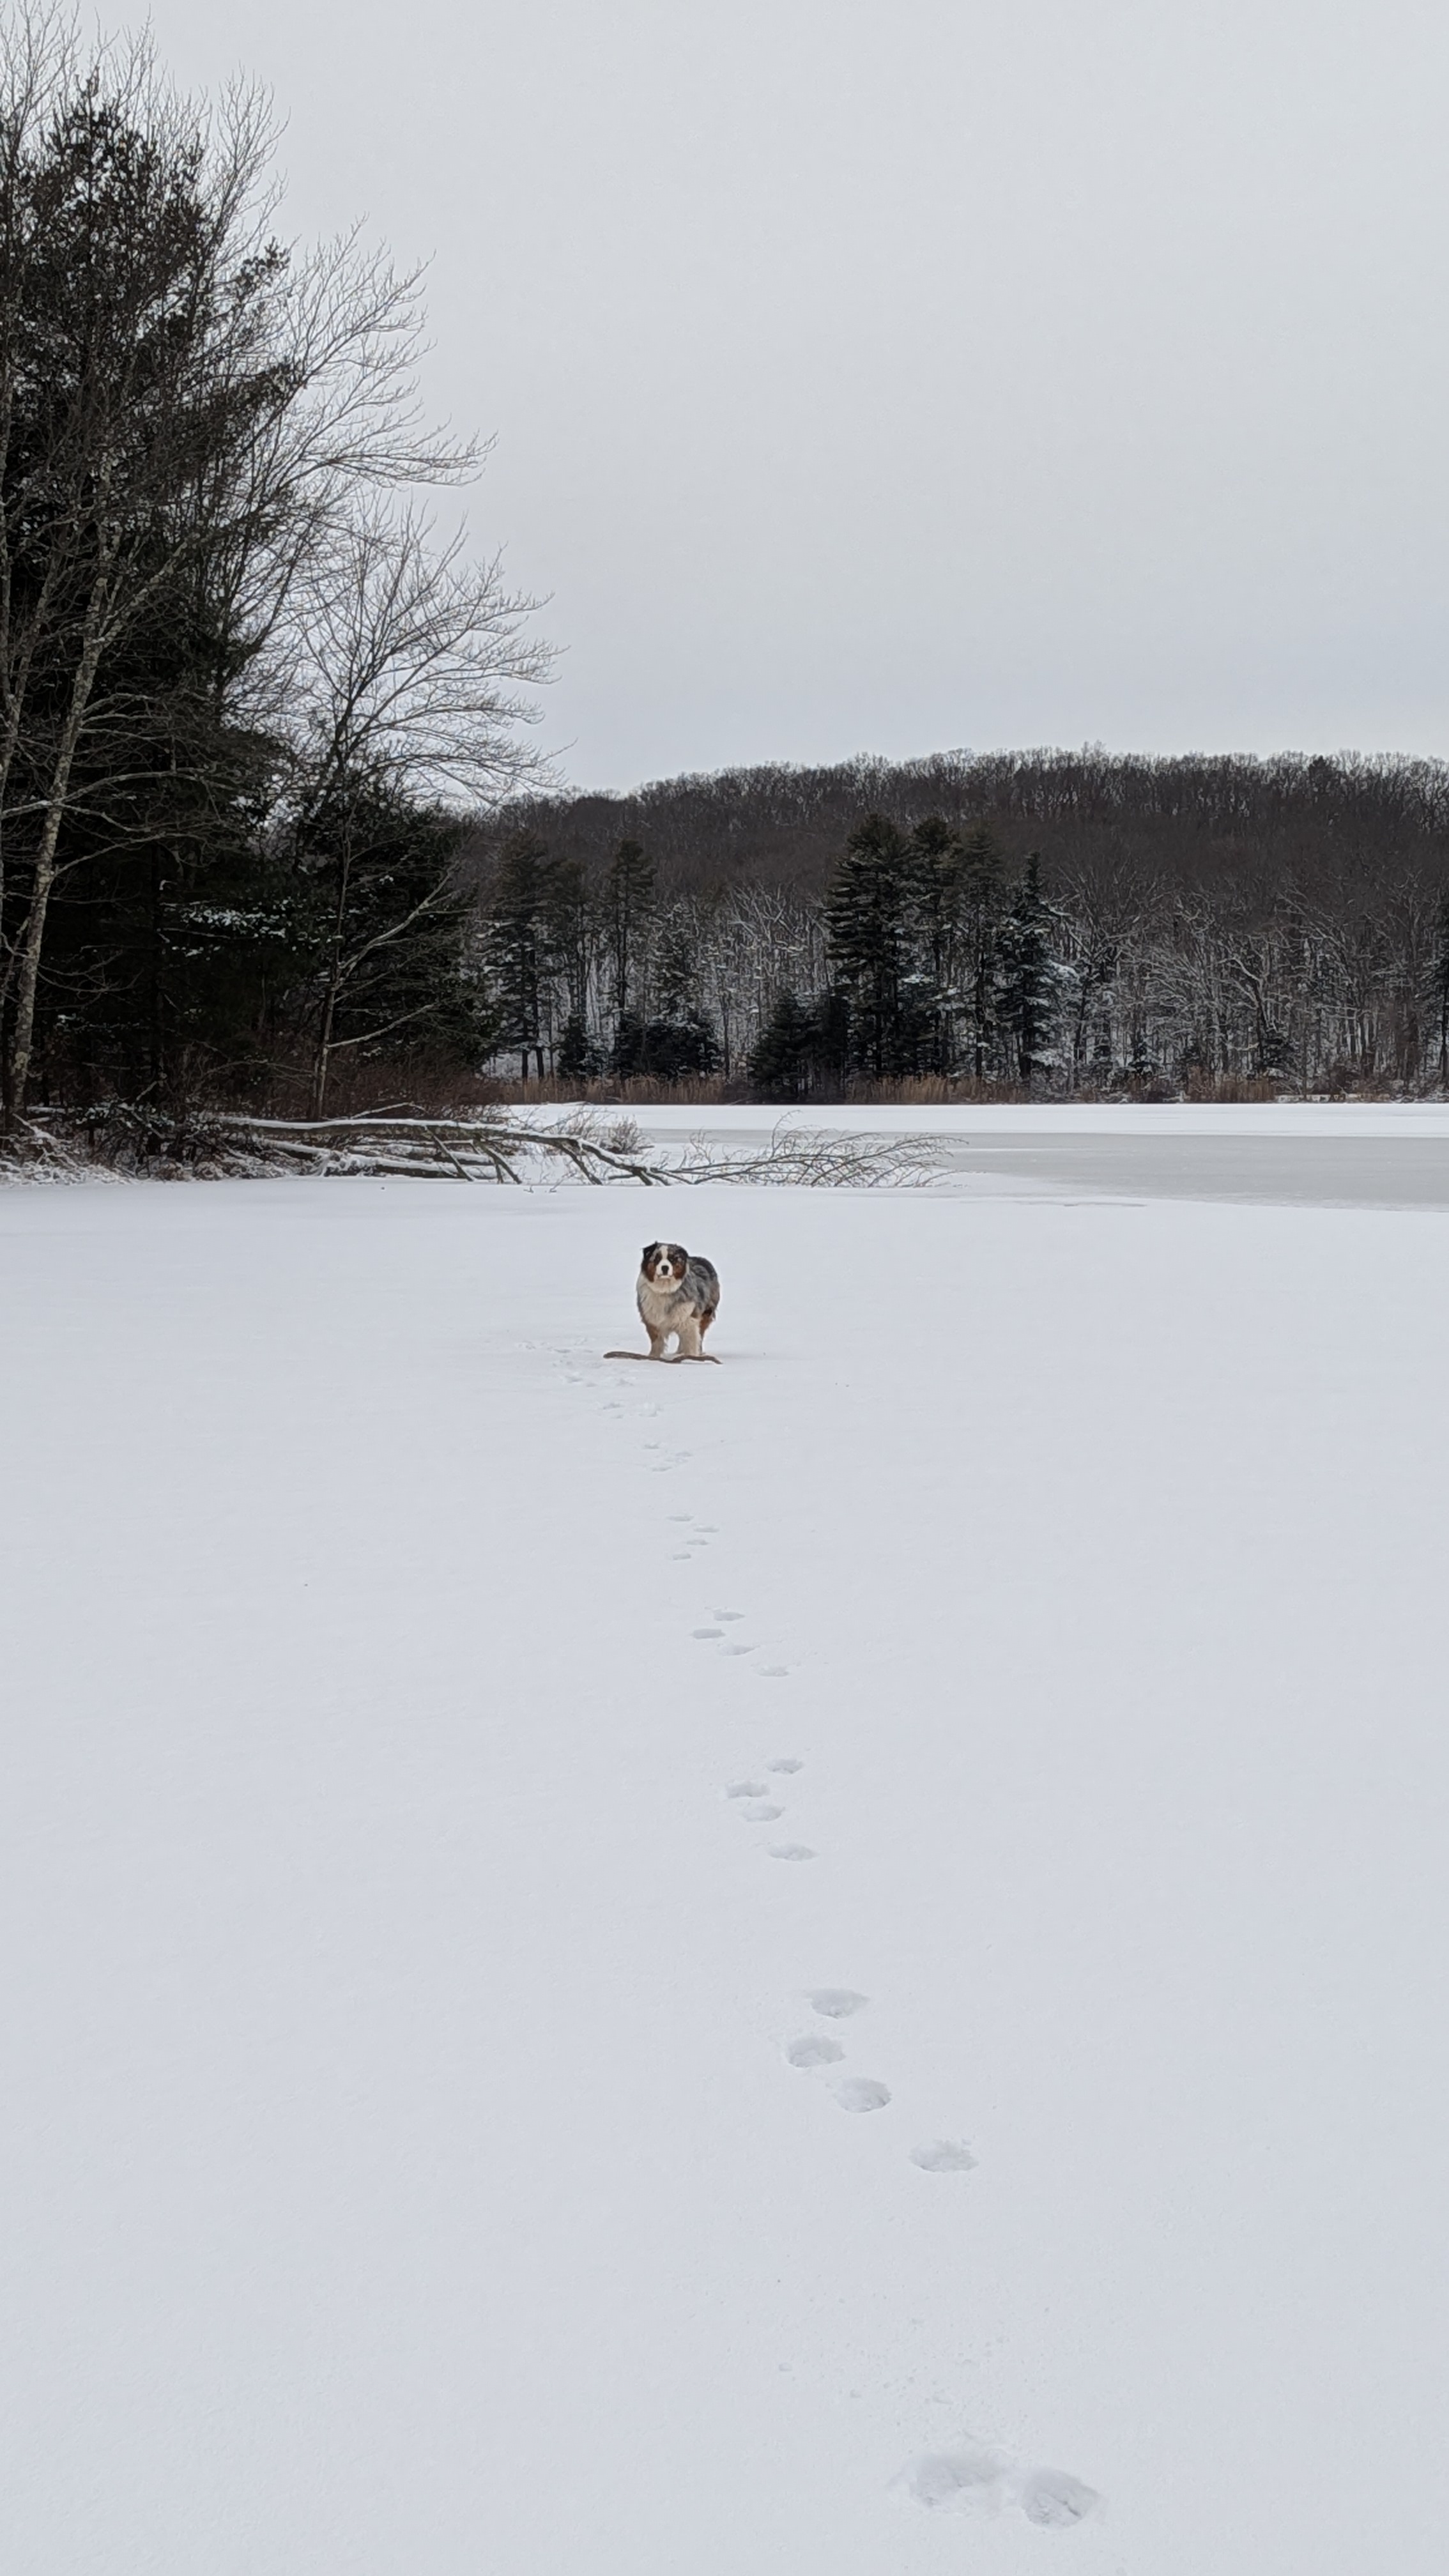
638,1275 -> 688,1330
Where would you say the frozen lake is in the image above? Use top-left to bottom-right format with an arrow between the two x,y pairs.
4,1130 -> 1448,2573
590,1099 -> 1449,1209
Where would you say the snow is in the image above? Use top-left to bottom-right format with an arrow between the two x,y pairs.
4,1138 -> 1449,2572
594,1099 -> 1449,1138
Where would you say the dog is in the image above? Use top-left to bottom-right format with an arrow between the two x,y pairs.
606,1242 -> 721,1362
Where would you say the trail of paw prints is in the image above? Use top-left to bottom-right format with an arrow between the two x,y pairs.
714,1608 -> 759,1659
723,1772 -> 813,1855
894,2444 -> 1101,2531
779,1968 -> 1083,2515
665,1505 -> 790,1671
779,1987 -> 891,2113
691,1553 -> 960,2137
551,1350 -> 653,1429
780,1985 -> 978,2169
668,1512 -> 713,1560
676,1494 -> 1094,2530
782,1978 -> 1092,2519
549,1345 -> 614,1407
716,1720 -> 973,2165
686,1598 -> 792,1676
686,1607 -> 776,1671
641,1430 -> 692,1476
666,1514 -> 724,1565
560,1351 -> 698,1485
706,1630 -> 972,2158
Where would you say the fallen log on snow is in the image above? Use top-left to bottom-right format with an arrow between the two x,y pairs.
3,1104 -> 940,1190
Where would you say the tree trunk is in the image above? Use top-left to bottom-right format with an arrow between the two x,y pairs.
6,589 -> 112,1112
311,986 -> 337,1119
310,846 -> 353,1119
148,848 -> 164,1096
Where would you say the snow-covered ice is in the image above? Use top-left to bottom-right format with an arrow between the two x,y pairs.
4,1136 -> 1449,2572
537,1097 -> 1449,1209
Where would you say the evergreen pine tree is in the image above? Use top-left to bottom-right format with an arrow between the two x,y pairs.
749,988 -> 814,1099
1126,1025 -> 1156,1091
639,1013 -> 718,1079
809,988 -> 852,1089
611,1004 -> 647,1078
654,916 -> 698,1022
907,815 -> 963,1072
293,785 -> 491,1110
995,853 -> 1060,1088
1432,892 -> 1449,1091
824,814 -> 912,1076
959,825 -> 1004,1080
487,832 -> 553,1078
544,857 -> 592,1049
603,839 -> 656,1056
636,911 -> 718,1074
556,1011 -> 597,1084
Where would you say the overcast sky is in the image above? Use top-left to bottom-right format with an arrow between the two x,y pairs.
145,0 -> 1449,790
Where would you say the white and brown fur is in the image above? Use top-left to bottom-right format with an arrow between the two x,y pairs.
606,1242 -> 721,1362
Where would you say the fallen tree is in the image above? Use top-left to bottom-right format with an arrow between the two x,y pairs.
3,1104 -> 939,1188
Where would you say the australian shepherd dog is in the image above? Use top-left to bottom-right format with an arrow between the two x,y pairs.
606,1242 -> 721,1362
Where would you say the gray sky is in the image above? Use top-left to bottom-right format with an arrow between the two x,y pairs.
148,0 -> 1449,790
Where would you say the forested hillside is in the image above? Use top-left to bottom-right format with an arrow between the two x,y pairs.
470,751 -> 1449,1096
477,746 -> 1449,903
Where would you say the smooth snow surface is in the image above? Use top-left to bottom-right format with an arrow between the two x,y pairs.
5,1154 -> 1449,2573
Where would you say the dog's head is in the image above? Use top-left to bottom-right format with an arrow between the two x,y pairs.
641,1241 -> 689,1286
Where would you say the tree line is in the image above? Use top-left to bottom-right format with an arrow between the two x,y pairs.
476,819 -> 1087,1096
473,779 -> 1449,1096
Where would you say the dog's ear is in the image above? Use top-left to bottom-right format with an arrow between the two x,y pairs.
641,1243 -> 657,1265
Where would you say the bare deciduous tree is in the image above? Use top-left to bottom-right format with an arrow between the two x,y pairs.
281,507 -> 548,1114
